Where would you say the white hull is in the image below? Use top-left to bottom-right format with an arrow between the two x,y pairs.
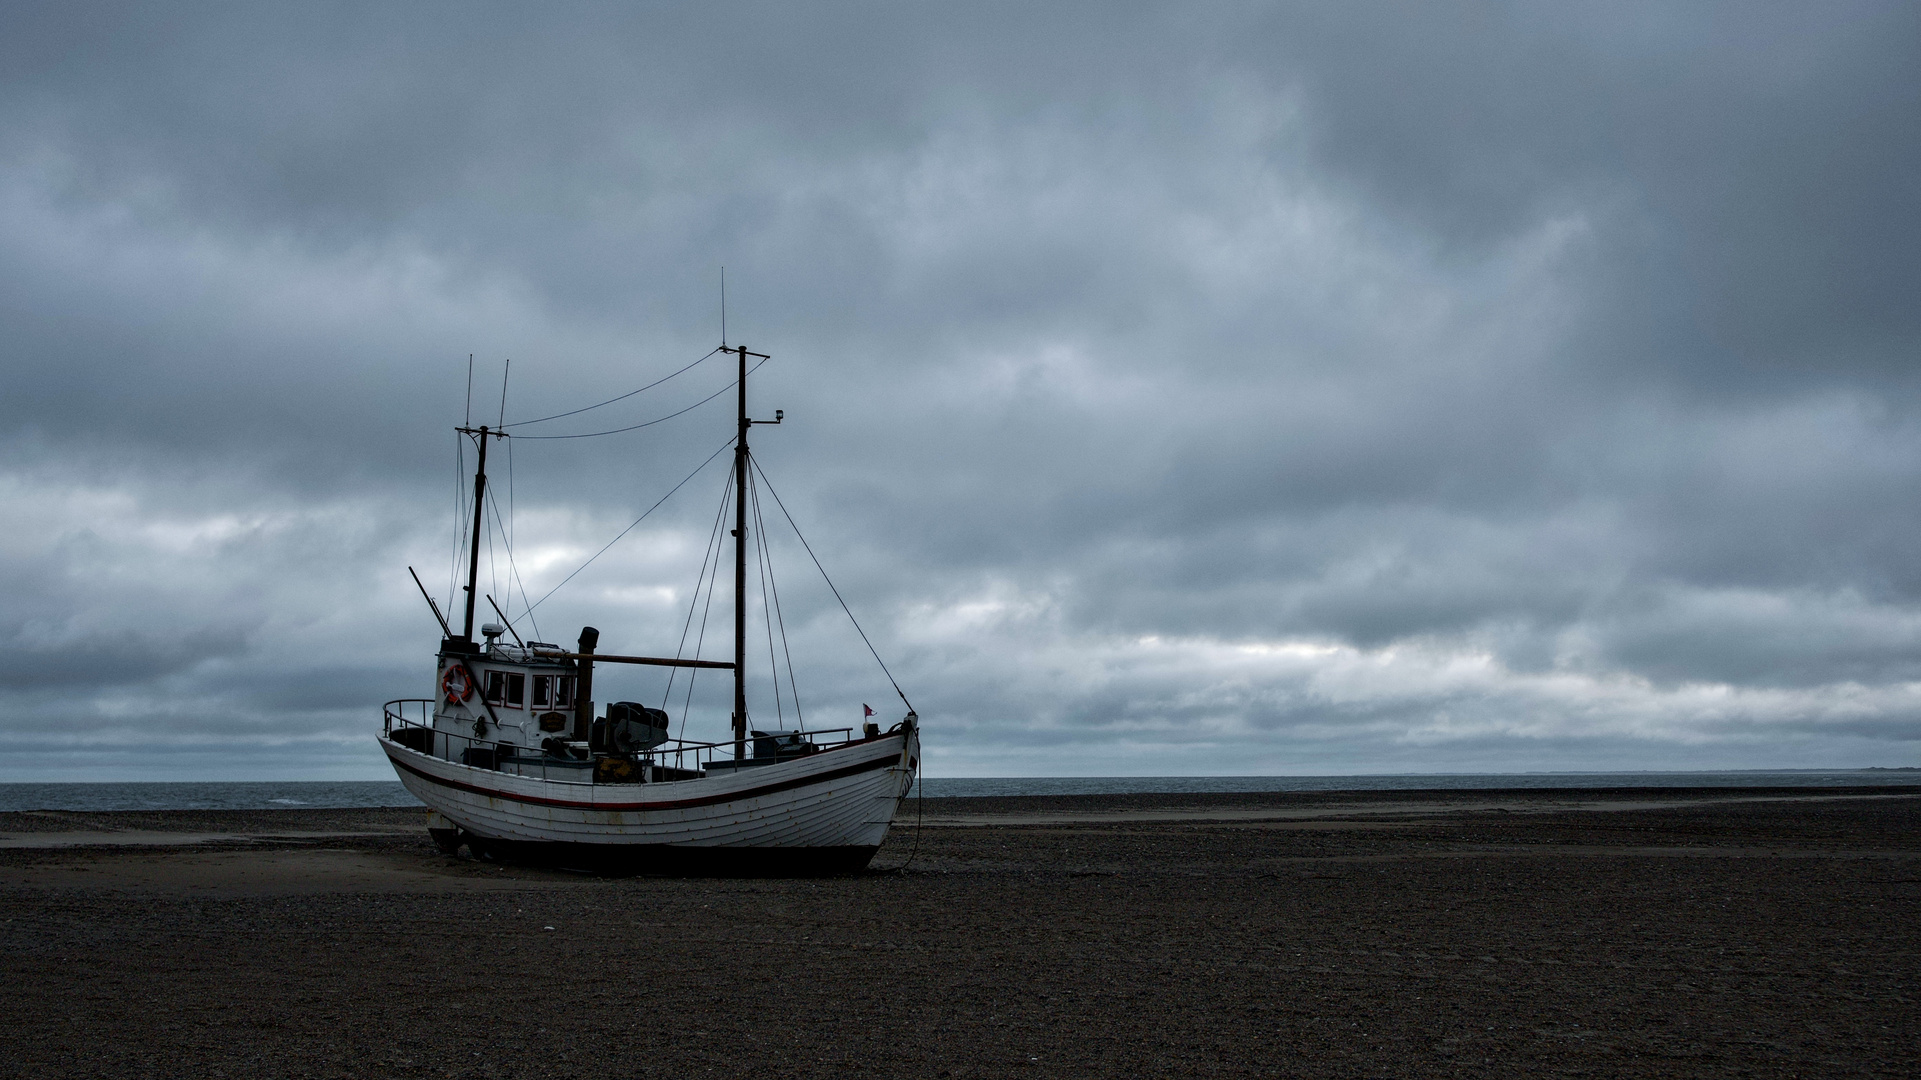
381,724 -> 918,869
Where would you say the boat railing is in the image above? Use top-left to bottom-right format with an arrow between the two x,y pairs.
383,699 -> 869,780
635,726 -> 862,776
384,699 -> 435,733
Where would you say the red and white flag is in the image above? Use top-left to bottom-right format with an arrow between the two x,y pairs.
863,704 -> 875,717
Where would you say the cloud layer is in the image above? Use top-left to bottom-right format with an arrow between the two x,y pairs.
3,2 -> 1919,778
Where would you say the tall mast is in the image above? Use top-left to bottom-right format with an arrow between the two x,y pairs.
730,344 -> 776,758
457,424 -> 499,643
733,346 -> 749,760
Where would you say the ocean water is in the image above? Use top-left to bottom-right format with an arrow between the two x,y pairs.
913,770 -> 1921,799
0,770 -> 1915,812
0,781 -> 423,813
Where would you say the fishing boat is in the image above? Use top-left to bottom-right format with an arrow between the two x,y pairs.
378,344 -> 920,873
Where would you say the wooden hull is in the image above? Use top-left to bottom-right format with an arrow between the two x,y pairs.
379,725 -> 918,873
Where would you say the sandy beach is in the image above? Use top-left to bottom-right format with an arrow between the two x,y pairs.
1,787 -> 1915,1078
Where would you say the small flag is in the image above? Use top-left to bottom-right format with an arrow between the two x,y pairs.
863,704 -> 875,717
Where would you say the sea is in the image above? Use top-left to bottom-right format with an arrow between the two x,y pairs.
1,770 -> 1916,812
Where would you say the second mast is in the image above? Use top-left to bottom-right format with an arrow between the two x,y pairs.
731,345 -> 775,759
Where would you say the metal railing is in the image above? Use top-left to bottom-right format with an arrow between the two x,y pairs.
383,698 -> 435,732
382,699 -> 871,782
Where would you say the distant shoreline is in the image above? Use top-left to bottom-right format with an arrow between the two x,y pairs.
4,784 -> 1918,845
2,770 -> 1920,814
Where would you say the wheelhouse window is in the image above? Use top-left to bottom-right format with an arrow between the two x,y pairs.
532,675 -> 552,709
486,671 -> 526,708
556,676 -> 574,708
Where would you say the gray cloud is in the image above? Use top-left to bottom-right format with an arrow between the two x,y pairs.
2,2 -> 1918,778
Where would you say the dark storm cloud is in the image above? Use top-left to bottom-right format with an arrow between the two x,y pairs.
1238,2 -> 1921,383
1,2 -> 1918,777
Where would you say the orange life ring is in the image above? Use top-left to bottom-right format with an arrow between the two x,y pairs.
441,664 -> 475,705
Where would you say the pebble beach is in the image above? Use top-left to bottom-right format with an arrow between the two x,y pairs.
2,787 -> 1915,1078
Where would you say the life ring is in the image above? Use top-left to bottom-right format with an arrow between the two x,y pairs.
441,664 -> 475,705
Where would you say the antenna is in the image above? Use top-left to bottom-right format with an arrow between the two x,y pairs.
486,594 -> 527,648
720,266 -> 727,346
409,566 -> 453,637
465,354 -> 474,426
499,359 -> 512,575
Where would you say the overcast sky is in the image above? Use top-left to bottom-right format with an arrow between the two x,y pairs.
4,2 -> 1919,780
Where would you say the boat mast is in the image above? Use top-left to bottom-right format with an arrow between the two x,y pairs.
456,424 -> 502,643
733,347 -> 749,760
732,344 -> 775,760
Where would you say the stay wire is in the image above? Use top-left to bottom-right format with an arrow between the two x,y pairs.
514,437 -> 738,623
483,485 -> 500,617
749,457 -> 914,714
511,357 -> 767,440
749,464 -> 804,729
503,347 -> 723,428
677,473 -> 732,742
484,482 -> 543,643
679,573 -> 718,739
661,474 -> 731,720
502,435 -> 541,638
480,453 -> 503,614
663,471 -> 727,705
449,433 -> 467,615
749,465 -> 783,726
663,468 -> 735,726
506,431 -> 515,619
457,353 -> 475,611
499,359 -> 514,626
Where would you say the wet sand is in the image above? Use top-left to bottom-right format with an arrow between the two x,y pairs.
2,787 -> 1916,1078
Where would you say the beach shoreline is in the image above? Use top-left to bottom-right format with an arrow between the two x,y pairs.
3,787 -> 1915,1076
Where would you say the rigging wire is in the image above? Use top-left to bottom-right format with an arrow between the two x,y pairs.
680,538 -> 724,740
750,456 -> 915,714
763,481 -> 805,730
456,353 -> 475,614
510,356 -> 768,440
749,463 -> 804,729
750,465 -> 783,726
484,488 -> 499,622
484,482 -> 543,643
449,432 -> 468,617
497,357 -> 512,625
669,469 -> 734,741
503,347 -> 723,428
487,481 -> 508,621
507,409 -> 514,607
663,469 -> 735,724
512,436 -> 738,624
499,429 -> 543,638
505,420 -> 515,622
